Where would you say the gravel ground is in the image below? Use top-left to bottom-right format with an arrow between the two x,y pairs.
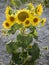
0,4 -> 49,65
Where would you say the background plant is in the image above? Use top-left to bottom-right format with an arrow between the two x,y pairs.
44,0 -> 49,7
1,0 -> 44,8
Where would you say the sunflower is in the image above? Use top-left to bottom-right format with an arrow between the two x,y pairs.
23,18 -> 31,27
16,9 -> 31,24
2,20 -> 12,29
41,18 -> 46,26
5,6 -> 12,18
35,4 -> 43,16
31,16 -> 40,26
6,14 -> 16,25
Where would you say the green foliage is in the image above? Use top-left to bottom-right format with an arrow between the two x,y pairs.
14,0 -> 21,7
6,33 -> 32,53
6,41 -> 17,54
8,42 -> 40,65
6,33 -> 40,65
44,0 -> 49,7
10,0 -> 44,9
28,43 -> 40,62
17,34 -> 33,48
11,48 -> 29,65
12,53 -> 22,64
29,26 -> 38,40
6,23 -> 40,65
10,0 -> 21,8
29,26 -> 36,33
8,23 -> 23,34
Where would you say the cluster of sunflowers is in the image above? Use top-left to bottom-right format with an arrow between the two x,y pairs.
2,3 -> 47,65
3,3 -> 46,29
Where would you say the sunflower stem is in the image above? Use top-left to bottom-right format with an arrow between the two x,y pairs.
20,27 -> 25,35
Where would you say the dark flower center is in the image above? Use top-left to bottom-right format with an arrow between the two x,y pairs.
38,9 -> 39,12
33,18 -> 38,22
5,23 -> 9,27
18,12 -> 29,22
25,20 -> 29,24
10,16 -> 15,22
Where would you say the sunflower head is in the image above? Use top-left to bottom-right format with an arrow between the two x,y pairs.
41,18 -> 46,26
23,18 -> 31,27
6,14 -> 16,25
35,4 -> 43,16
31,16 -> 40,26
16,10 -> 31,24
2,20 -> 12,29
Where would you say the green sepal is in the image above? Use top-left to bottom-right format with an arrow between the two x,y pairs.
9,9 -> 13,15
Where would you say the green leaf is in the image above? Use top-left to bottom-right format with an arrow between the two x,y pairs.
12,53 -> 22,64
29,26 -> 38,39
8,23 -> 23,34
6,41 -> 17,54
17,34 -> 33,48
20,50 -> 27,58
28,43 -> 40,62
